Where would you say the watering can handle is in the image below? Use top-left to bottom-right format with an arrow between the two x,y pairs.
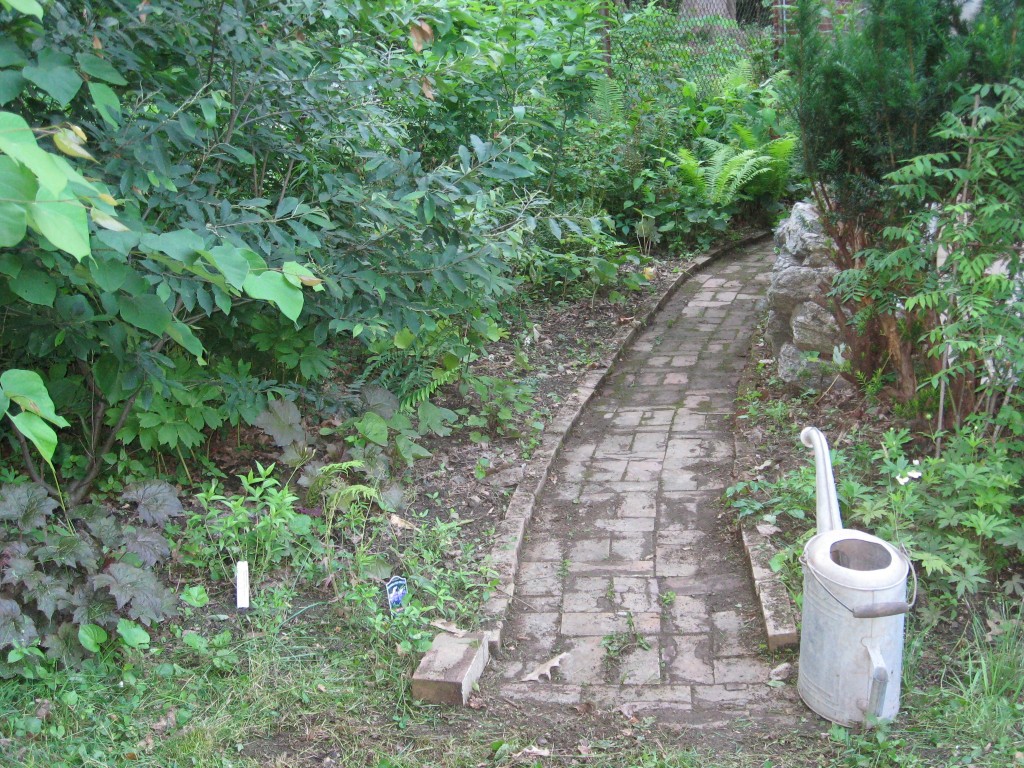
863,640 -> 890,720
852,602 -> 911,619
802,552 -> 919,618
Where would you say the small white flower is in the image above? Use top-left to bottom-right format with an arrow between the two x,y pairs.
907,469 -> 922,479
896,475 -> 910,485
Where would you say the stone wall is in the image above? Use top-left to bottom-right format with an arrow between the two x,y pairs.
765,202 -> 843,388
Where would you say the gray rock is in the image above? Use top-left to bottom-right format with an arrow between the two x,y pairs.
791,301 -> 841,357
773,201 -> 833,267
777,342 -> 833,389
767,202 -> 845,390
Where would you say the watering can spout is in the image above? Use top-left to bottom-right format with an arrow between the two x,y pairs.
801,426 -> 843,533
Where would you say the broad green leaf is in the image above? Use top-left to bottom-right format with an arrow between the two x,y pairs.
0,40 -> 27,68
479,162 -> 533,181
29,185 -> 90,258
141,229 -> 204,261
393,328 -> 415,349
355,411 -> 389,446
0,201 -> 26,247
9,267 -> 56,305
282,260 -> 323,289
204,244 -> 250,290
3,0 -> 43,16
0,112 -> 67,193
77,623 -> 107,653
252,398 -> 307,446
119,294 -> 173,336
10,411 -> 58,461
243,270 -> 302,322
0,70 -> 25,106
116,618 -> 150,649
23,48 -> 83,107
166,320 -> 205,359
224,144 -> 255,165
0,368 -> 68,425
417,401 -> 457,437
95,229 -> 140,256
88,82 -> 121,128
0,155 -> 37,200
89,254 -> 129,291
76,53 -> 127,85
395,433 -> 431,464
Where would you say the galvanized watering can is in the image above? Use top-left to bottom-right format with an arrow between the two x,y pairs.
797,427 -> 917,727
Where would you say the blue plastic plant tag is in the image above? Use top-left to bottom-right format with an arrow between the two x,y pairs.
386,575 -> 407,615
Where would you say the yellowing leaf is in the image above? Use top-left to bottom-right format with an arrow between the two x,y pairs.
69,124 -> 87,142
53,128 -> 95,161
409,20 -> 433,52
420,77 -> 435,101
90,207 -> 130,231
98,192 -> 119,206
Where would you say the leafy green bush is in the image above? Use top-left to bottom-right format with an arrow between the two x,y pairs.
0,0 -> 579,499
837,80 -> 1024,434
0,480 -> 180,673
784,0 -> 1024,398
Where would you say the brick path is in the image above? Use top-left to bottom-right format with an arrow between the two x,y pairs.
488,241 -> 801,727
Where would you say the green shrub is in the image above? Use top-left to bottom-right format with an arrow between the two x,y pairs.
784,0 -> 1024,399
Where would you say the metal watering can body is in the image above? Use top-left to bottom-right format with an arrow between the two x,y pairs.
797,427 -> 915,727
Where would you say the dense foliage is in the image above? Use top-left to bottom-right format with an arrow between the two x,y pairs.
785,0 -> 1024,403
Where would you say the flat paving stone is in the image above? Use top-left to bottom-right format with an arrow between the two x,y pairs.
488,241 -> 801,727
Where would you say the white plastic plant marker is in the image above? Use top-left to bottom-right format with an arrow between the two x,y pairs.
236,561 -> 250,611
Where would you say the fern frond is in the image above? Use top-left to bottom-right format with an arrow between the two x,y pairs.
588,76 -> 625,123
733,124 -> 758,150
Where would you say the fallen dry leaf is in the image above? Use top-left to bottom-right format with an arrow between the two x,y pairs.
467,693 -> 486,710
519,651 -> 570,682
618,702 -> 641,719
389,513 -> 418,532
430,619 -> 468,637
150,707 -> 176,736
577,742 -> 592,756
34,698 -> 52,721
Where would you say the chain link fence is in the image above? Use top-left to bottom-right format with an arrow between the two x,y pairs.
610,0 -> 779,104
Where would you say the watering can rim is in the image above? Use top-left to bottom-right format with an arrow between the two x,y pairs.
803,528 -> 910,591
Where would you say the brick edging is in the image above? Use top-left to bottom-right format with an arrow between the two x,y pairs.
480,230 -> 774,656
732,321 -> 800,652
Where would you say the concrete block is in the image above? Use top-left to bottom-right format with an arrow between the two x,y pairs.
412,632 -> 489,706
759,580 -> 799,651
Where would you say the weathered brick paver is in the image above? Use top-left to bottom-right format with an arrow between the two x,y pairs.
489,241 -> 801,726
